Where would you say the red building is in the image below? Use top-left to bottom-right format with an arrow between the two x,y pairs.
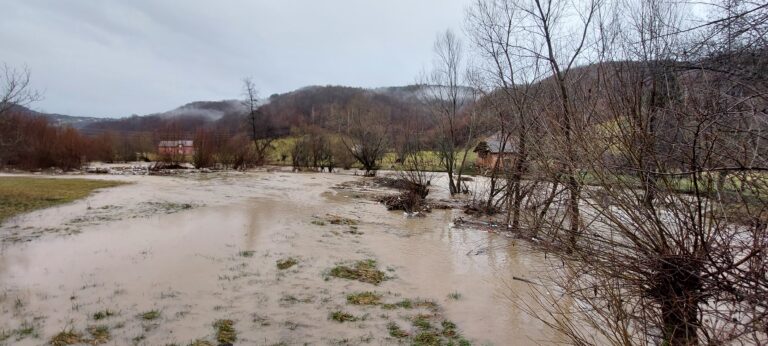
157,140 -> 194,156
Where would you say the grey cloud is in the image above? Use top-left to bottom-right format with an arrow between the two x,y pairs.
1,0 -> 470,117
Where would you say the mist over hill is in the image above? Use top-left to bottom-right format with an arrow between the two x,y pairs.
34,84 -> 444,136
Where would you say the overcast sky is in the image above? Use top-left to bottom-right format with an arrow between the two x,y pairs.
1,0 -> 470,118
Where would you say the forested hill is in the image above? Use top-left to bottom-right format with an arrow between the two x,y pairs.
39,85 -> 438,136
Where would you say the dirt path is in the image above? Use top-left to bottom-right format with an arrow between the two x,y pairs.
0,171 -> 553,345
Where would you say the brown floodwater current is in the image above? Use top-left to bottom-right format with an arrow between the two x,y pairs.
0,170 -> 555,345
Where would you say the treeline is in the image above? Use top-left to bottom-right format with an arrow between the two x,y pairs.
0,111 -> 122,169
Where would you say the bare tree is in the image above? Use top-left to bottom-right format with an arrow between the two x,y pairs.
0,64 -> 41,165
242,78 -> 274,165
467,0 -> 548,226
481,0 -> 768,345
0,63 -> 41,116
422,30 -> 478,195
337,95 -> 390,176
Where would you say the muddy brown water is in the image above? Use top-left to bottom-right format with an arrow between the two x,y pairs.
0,171 -> 555,345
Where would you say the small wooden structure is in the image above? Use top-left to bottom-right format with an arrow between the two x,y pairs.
473,133 -> 517,172
157,140 -> 194,156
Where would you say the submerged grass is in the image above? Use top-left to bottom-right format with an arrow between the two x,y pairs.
329,259 -> 387,284
0,177 -> 125,224
346,291 -> 382,305
412,330 -> 442,345
15,321 -> 36,339
329,311 -> 358,322
0,320 -> 39,343
138,310 -> 160,321
238,250 -> 255,258
441,320 -> 459,338
213,319 -> 237,344
87,325 -> 110,344
412,315 -> 432,330
276,257 -> 298,270
400,316 -> 471,346
92,309 -> 116,320
326,214 -> 359,225
387,322 -> 409,338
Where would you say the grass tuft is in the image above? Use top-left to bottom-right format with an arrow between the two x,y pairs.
238,250 -> 255,257
414,299 -> 440,311
397,299 -> 414,309
326,214 -> 359,225
276,257 -> 298,270
412,315 -> 432,330
139,310 -> 160,320
188,339 -> 214,346
87,325 -> 110,344
330,311 -> 358,322
387,322 -> 409,338
441,320 -> 458,338
50,329 -> 83,346
213,319 -> 237,344
92,309 -> 116,320
346,291 -> 382,305
412,331 -> 441,345
329,259 -> 387,284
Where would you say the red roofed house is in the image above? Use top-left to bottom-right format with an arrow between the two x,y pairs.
158,140 -> 194,156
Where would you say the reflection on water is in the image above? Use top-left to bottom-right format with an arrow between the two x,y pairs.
0,172 -> 553,345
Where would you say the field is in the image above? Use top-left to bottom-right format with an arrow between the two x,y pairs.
0,171 -> 545,345
0,177 -> 125,224
268,136 -> 479,173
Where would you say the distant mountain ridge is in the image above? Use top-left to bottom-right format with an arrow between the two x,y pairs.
21,84 -> 469,135
5,104 -> 102,129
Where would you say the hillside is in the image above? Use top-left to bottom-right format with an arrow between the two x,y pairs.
67,85 -> 441,137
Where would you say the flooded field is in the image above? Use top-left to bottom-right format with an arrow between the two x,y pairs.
0,170 -> 552,345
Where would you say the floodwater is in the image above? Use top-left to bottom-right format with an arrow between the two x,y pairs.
0,170 -> 554,345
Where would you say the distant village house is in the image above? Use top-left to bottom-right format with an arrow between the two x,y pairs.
157,140 -> 194,156
473,133 -> 517,173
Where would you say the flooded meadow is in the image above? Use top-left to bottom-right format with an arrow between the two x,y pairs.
0,170 -> 552,345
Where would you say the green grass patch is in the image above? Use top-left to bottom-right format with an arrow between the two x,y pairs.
412,331 -> 441,345
346,292 -> 382,305
276,257 -> 298,270
412,315 -> 432,330
387,322 -> 409,338
213,319 -> 237,344
330,259 -> 387,285
0,177 -> 125,224
441,320 -> 463,339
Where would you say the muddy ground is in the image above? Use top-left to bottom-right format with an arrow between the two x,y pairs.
0,169 -> 555,345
